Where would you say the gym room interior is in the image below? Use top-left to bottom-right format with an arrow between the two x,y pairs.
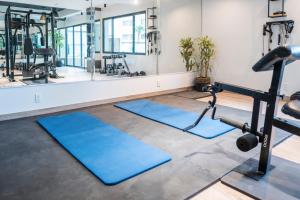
0,0 -> 299,200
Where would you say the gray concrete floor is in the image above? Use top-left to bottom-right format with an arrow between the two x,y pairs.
0,94 -> 290,200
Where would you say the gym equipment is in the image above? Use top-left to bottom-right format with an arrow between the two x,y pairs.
189,46 -> 299,178
291,91 -> 300,100
101,54 -> 146,77
147,6 -> 161,55
115,99 -> 234,139
100,55 -> 111,74
37,112 -> 171,185
4,6 -> 59,82
262,20 -> 294,56
281,91 -> 300,119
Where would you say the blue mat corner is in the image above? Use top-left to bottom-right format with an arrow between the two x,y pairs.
37,112 -> 171,185
115,99 -> 235,139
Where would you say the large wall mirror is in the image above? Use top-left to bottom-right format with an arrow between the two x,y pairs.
0,0 -> 162,89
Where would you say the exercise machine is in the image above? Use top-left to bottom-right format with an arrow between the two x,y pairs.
262,20 -> 294,56
101,54 -> 146,77
4,6 -> 59,83
186,46 -> 300,177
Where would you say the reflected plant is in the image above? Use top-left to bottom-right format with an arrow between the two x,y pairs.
136,25 -> 145,42
55,31 -> 64,50
179,37 -> 195,71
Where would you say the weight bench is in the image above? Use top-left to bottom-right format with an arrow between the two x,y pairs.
187,45 -> 300,199
215,46 -> 300,199
282,92 -> 300,119
33,48 -> 58,82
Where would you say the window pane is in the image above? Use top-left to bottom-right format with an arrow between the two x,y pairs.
134,13 -> 146,54
104,19 -> 112,52
95,21 -> 101,52
74,26 -> 82,67
67,27 -> 74,66
113,16 -> 133,53
58,29 -> 66,64
82,25 -> 88,64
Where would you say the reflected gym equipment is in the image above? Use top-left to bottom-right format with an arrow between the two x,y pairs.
101,54 -> 146,77
4,6 -> 59,83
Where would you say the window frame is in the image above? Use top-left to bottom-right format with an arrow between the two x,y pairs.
102,11 -> 146,55
58,23 -> 88,68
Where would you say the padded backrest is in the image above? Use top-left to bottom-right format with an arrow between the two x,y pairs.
253,46 -> 300,72
34,48 -> 56,56
24,37 -> 34,56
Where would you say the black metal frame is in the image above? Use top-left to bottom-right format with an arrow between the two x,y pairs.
212,61 -> 284,174
4,6 -> 56,83
212,60 -> 299,175
187,51 -> 300,176
102,11 -> 147,55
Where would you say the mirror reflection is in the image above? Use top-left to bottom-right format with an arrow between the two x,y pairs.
0,0 -> 160,88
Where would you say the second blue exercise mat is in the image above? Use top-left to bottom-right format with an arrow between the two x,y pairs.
115,100 -> 234,139
37,112 -> 171,185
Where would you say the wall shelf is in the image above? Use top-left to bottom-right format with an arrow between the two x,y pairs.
268,0 -> 286,18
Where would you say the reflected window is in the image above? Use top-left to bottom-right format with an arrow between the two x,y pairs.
74,26 -> 82,67
82,25 -> 88,62
67,27 -> 74,66
113,16 -> 133,53
135,13 -> 146,54
58,29 -> 66,63
104,19 -> 112,52
95,21 -> 101,52
103,12 -> 146,54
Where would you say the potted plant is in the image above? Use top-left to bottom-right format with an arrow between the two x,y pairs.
179,37 -> 195,71
55,31 -> 65,67
194,36 -> 215,92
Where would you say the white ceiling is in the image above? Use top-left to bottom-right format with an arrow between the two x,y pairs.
2,0 -> 143,10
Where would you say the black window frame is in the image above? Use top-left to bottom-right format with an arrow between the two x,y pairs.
102,11 -> 146,55
58,23 -> 88,68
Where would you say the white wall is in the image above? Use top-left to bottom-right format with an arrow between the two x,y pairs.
0,72 -> 195,116
159,0 -> 202,74
203,0 -> 300,95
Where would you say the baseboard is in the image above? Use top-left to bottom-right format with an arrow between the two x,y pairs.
0,87 -> 191,122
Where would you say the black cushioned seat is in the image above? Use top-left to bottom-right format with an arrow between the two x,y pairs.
34,48 -> 56,56
253,46 -> 300,72
291,92 -> 300,100
282,93 -> 300,119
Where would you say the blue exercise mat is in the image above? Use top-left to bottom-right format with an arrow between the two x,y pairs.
37,112 -> 171,185
115,100 -> 235,139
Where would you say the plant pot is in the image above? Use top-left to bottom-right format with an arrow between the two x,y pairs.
56,59 -> 64,67
194,77 -> 211,92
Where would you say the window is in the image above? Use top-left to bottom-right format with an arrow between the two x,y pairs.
103,19 -> 112,52
62,24 -> 88,68
58,29 -> 66,62
103,11 -> 146,54
66,27 -> 74,66
95,21 -> 101,52
74,26 -> 82,67
0,34 -> 5,50
134,13 -> 146,54
82,25 -> 88,61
